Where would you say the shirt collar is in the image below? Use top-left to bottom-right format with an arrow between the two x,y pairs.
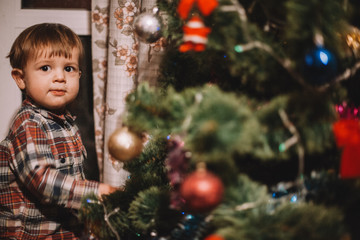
22,97 -> 77,123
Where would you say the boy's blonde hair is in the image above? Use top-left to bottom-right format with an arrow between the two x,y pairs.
8,23 -> 84,69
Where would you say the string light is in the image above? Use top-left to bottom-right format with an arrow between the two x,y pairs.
278,135 -> 298,152
86,199 -> 101,204
86,198 -> 121,240
235,201 -> 257,211
182,92 -> 203,131
278,109 -> 305,178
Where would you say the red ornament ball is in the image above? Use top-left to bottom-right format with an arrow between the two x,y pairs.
180,168 -> 224,213
204,234 -> 225,240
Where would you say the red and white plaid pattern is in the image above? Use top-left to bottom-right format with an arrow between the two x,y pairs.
0,98 -> 99,239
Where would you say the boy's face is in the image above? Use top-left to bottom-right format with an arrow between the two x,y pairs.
12,47 -> 81,111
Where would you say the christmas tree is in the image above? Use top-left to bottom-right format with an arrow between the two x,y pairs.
80,0 -> 360,239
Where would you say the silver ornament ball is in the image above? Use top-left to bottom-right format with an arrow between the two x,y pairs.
134,11 -> 163,43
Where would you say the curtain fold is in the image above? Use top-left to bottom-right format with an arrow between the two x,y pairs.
91,0 -> 165,184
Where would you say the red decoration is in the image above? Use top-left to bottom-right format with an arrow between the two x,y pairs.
204,235 -> 225,240
335,102 -> 360,119
180,167 -> 224,213
179,16 -> 211,52
333,119 -> 360,178
177,0 -> 218,20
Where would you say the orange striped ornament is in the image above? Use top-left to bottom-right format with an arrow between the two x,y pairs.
179,16 -> 211,52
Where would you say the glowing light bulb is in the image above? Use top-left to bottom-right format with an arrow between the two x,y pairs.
319,50 -> 329,65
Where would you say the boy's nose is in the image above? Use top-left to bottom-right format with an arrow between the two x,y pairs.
54,69 -> 66,82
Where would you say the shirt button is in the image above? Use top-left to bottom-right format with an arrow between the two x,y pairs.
60,158 -> 66,163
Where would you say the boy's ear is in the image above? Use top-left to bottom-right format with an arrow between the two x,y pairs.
11,68 -> 26,90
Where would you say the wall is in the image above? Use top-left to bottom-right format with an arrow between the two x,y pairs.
0,0 -> 20,139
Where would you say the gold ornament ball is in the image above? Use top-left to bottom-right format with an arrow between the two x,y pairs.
346,26 -> 360,57
108,127 -> 143,162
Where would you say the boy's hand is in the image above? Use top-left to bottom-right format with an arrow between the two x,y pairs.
98,183 -> 123,198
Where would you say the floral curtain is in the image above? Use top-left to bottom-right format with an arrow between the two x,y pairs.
91,0 -> 166,184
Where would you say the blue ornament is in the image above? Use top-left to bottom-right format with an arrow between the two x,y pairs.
303,46 -> 337,85
170,214 -> 208,240
272,191 -> 288,198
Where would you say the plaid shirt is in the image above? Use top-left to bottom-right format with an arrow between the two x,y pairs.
0,98 -> 99,239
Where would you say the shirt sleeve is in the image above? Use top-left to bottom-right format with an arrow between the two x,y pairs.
8,118 -> 99,210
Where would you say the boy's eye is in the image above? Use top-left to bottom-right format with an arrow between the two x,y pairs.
65,66 -> 75,72
40,66 -> 51,71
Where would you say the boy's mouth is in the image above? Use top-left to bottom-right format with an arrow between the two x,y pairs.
50,90 -> 66,96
